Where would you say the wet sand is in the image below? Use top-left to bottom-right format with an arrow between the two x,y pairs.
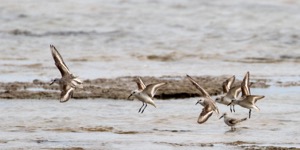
0,75 -> 269,100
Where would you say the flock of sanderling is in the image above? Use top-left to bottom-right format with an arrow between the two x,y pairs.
49,45 -> 265,131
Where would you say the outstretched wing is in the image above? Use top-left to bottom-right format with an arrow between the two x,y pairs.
197,107 -> 214,124
186,75 -> 210,97
50,45 -> 71,77
246,95 -> 265,104
136,77 -> 146,90
60,86 -> 74,103
144,82 -> 166,98
222,75 -> 235,93
241,71 -> 251,97
227,85 -> 241,99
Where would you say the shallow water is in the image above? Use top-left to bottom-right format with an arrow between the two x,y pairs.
0,0 -> 300,149
0,87 -> 299,149
0,0 -> 299,82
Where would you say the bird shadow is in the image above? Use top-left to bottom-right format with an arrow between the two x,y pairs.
224,127 -> 248,134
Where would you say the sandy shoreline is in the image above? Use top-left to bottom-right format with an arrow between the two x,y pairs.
0,75 -> 270,100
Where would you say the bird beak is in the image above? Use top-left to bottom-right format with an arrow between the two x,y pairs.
195,101 -> 200,105
219,115 -> 224,119
127,93 -> 133,100
49,80 -> 55,85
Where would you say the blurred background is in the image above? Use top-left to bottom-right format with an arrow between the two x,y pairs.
0,0 -> 299,82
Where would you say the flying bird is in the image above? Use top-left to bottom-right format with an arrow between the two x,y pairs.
228,72 -> 264,118
186,75 -> 219,124
128,77 -> 166,113
49,45 -> 83,103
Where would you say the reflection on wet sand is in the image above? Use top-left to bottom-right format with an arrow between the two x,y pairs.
0,87 -> 299,149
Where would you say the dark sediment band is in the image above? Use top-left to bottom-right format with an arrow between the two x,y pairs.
0,76 -> 268,100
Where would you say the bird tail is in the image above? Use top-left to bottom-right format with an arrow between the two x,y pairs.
148,101 -> 157,108
240,118 -> 247,122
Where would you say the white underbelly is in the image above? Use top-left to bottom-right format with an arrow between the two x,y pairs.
135,93 -> 156,107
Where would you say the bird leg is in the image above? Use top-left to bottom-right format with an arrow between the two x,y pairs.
141,103 -> 147,113
231,126 -> 234,131
138,102 -> 144,113
233,105 -> 235,112
228,100 -> 236,112
249,109 -> 252,118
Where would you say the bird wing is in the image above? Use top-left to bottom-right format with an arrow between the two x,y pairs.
241,71 -> 251,97
50,45 -> 71,77
229,117 -> 247,124
222,75 -> 235,93
197,107 -> 214,124
186,75 -> 210,98
228,118 -> 239,124
226,85 -> 241,99
60,86 -> 74,103
71,77 -> 83,88
144,82 -> 166,98
246,95 -> 265,104
205,97 -> 220,114
136,77 -> 146,90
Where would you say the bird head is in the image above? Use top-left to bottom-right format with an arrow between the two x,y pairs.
127,90 -> 138,100
195,98 -> 205,105
50,78 -> 60,85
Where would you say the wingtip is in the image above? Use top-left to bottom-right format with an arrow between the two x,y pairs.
59,99 -> 69,103
151,103 -> 157,108
50,44 -> 56,50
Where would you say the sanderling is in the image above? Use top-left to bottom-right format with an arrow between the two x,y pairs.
228,72 -> 265,118
216,75 -> 241,112
49,45 -> 83,103
186,75 -> 219,124
216,75 -> 255,112
128,77 -> 166,113
219,113 -> 247,131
